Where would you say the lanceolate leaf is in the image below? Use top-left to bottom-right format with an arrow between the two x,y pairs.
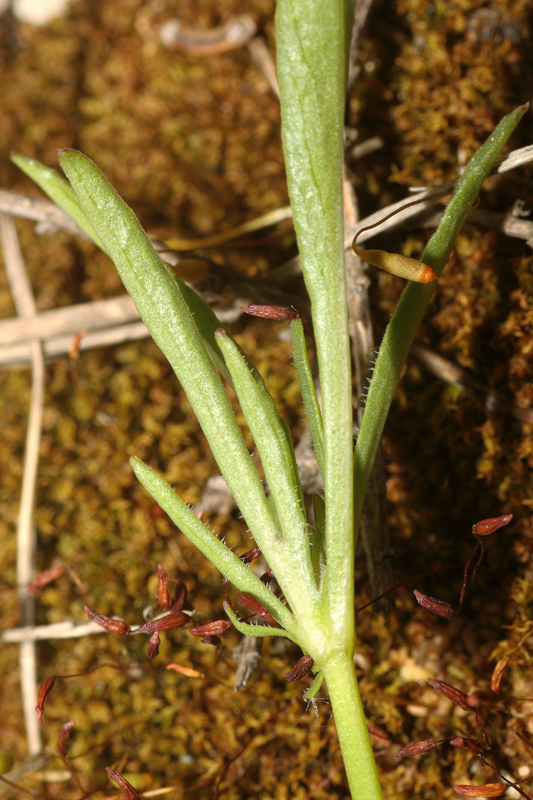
353,105 -> 528,543
131,457 -> 298,637
59,149 -> 280,557
215,329 -> 318,608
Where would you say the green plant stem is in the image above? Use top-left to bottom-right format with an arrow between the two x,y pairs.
276,0 -> 355,646
321,653 -> 383,800
353,105 -> 527,545
276,4 -> 379,797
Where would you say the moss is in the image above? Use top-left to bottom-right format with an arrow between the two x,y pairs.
2,0 -> 533,797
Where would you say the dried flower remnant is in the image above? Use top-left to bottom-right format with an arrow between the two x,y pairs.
84,606 -> 131,635
260,569 -> 274,584
397,731 -> 532,798
136,612 -> 188,634
428,679 -> 489,747
490,656 -> 510,694
36,676 -> 56,724
238,546 -> 274,583
453,783 -> 507,797
240,304 -> 301,321
460,514 -> 514,606
367,723 -> 392,747
28,565 -> 66,595
472,515 -> 513,537
413,590 -> 456,619
240,304 -> 316,345
449,736 -> 488,756
57,720 -> 75,758
488,623 -> 533,696
397,738 -> 443,757
284,654 -> 313,682
416,515 -> 513,621
190,620 -> 232,637
235,592 -> 278,626
156,564 -> 172,610
147,631 -> 160,659
169,580 -> 188,614
204,635 -> 222,645
105,767 -> 141,800
428,678 -> 471,711
240,546 -> 262,564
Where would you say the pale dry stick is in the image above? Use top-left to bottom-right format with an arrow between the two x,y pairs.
410,343 -> 533,425
2,620 -> 105,644
0,188 -> 293,259
0,320 -> 148,369
159,14 -> 257,56
346,0 -> 376,98
0,282 -> 270,370
419,200 -> 533,249
247,37 -> 279,98
0,755 -> 49,798
449,204 -> 533,248
496,143 -> 533,174
349,136 -> 384,161
0,293 -> 140,347
0,213 -> 44,756
158,10 -> 280,101
268,144 -> 533,284
0,188 -> 82,235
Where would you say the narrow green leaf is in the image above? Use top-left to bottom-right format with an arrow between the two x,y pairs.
290,318 -> 324,475
353,105 -> 528,543
59,149 -> 279,556
428,104 -> 529,274
132,457 -> 298,636
167,271 -> 234,385
304,670 -> 325,700
13,154 -> 236,384
215,328 -> 317,599
11,153 -> 104,249
224,604 -> 299,642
